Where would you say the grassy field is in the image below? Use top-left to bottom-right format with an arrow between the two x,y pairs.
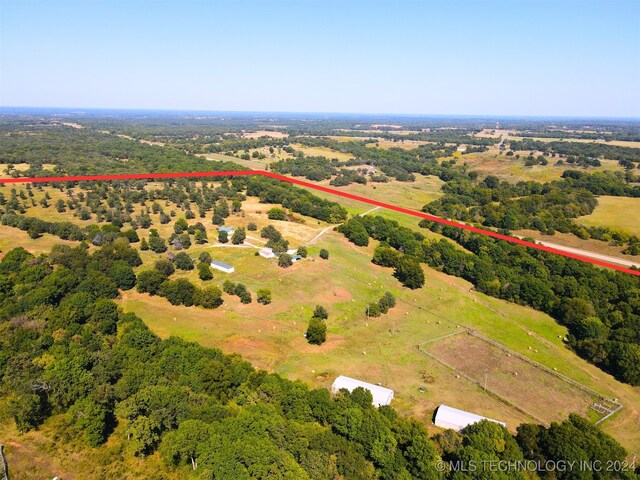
291,144 -> 355,162
507,136 -> 640,149
456,151 -> 623,182
577,196 -> 640,237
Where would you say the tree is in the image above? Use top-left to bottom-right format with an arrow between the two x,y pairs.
366,303 -> 381,317
159,419 -> 214,470
109,260 -> 137,290
140,237 -> 149,251
159,279 -> 196,306
198,262 -> 213,281
194,286 -> 223,309
148,235 -> 167,253
174,218 -> 188,234
278,253 -> 293,268
231,227 -> 246,245
378,292 -> 396,314
319,248 -> 329,260
154,258 -> 175,277
247,222 -> 257,231
174,252 -> 194,271
393,257 -> 425,289
306,317 -> 326,345
198,251 -> 212,264
194,229 -> 208,244
235,284 -> 252,304
268,208 -> 287,220
257,289 -> 271,305
68,397 -> 109,447
136,269 -> 167,295
218,230 -> 229,244
8,393 -> 44,433
312,305 -> 329,320
297,246 -> 307,258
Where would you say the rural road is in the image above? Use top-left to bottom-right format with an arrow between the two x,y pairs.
528,238 -> 640,269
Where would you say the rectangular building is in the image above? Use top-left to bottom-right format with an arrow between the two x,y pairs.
210,260 -> 234,273
433,404 -> 506,431
331,375 -> 394,407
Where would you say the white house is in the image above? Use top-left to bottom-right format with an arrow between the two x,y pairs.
210,260 -> 234,273
331,376 -> 394,407
259,248 -> 276,259
218,226 -> 234,235
433,404 -> 506,431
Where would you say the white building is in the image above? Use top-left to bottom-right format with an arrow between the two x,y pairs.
331,376 -> 394,407
218,226 -> 235,235
433,404 -> 506,431
210,260 -> 234,273
259,248 -> 275,259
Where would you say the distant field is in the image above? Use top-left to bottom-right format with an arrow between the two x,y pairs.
291,144 -> 355,161
457,151 -> 623,182
242,130 -> 288,139
577,196 -> 640,236
507,136 -> 640,149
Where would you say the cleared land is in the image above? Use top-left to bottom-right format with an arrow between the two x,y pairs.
422,331 -> 610,425
577,196 -> 640,237
455,151 -> 623,182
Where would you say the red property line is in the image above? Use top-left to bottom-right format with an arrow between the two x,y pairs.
1,170 -> 639,277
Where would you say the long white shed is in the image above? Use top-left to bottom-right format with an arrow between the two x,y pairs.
331,375 -> 394,407
434,404 -> 506,431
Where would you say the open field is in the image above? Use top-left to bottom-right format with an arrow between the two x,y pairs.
242,130 -> 289,139
456,151 -> 623,182
291,143 -> 355,161
421,331 -> 614,425
577,196 -> 640,237
507,136 -> 640,149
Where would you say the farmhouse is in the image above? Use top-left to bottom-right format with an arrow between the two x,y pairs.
433,404 -> 506,431
210,260 -> 234,273
259,247 -> 276,259
217,226 -> 234,235
331,376 -> 394,407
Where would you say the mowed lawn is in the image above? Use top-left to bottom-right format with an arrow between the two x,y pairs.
577,196 -> 640,237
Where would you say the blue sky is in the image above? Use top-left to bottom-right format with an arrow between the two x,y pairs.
1,0 -> 639,117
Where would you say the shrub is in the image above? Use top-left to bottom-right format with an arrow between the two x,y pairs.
319,249 -> 329,259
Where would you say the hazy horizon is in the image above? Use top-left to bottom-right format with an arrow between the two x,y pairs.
1,0 -> 639,117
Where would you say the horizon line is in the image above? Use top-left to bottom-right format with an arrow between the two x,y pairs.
1,106 -> 639,121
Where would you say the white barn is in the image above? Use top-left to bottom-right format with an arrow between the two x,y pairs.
259,248 -> 275,259
210,260 -> 234,273
331,376 -> 394,407
433,404 -> 506,431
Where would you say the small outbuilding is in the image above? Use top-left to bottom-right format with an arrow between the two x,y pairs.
259,248 -> 276,259
217,226 -> 235,235
331,375 -> 394,407
210,260 -> 234,273
291,254 -> 303,262
433,404 -> 506,431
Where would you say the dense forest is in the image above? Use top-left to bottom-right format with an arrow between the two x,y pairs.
0,244 -> 635,479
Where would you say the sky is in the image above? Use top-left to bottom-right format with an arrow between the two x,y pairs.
1,0 -> 639,117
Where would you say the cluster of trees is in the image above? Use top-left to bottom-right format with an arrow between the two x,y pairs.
306,305 -> 328,345
423,171 -> 640,250
419,220 -> 640,385
509,138 -> 640,167
339,216 -> 426,289
247,176 -> 348,224
366,292 -> 396,318
222,280 -> 252,304
260,224 -> 289,253
136,262 -> 223,310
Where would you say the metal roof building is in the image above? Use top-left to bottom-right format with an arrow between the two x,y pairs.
259,248 -> 275,259
217,226 -> 235,234
210,260 -> 234,273
433,404 -> 506,431
331,376 -> 394,407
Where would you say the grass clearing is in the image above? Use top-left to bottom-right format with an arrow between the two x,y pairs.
421,331 -> 614,425
577,196 -> 640,237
